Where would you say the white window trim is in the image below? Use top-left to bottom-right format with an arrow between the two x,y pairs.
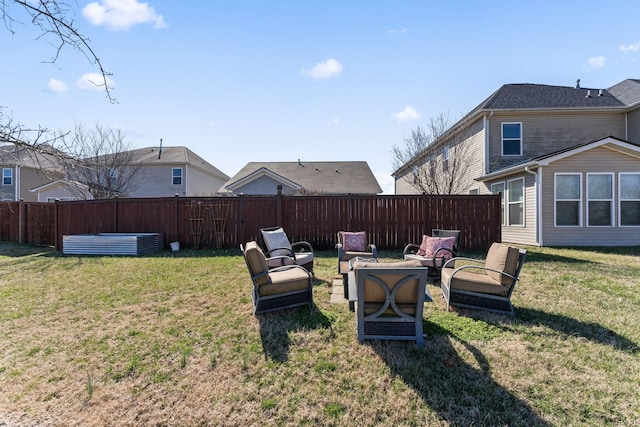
2,168 -> 12,186
618,172 -> 640,227
554,173 -> 582,227
586,172 -> 614,227
172,167 -> 183,186
501,122 -> 522,156
507,177 -> 525,227
491,182 -> 506,226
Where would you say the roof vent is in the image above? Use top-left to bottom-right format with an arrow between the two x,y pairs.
575,79 -> 581,89
598,89 -> 604,96
586,90 -> 591,98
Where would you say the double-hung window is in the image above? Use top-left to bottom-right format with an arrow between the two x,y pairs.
555,173 -> 581,226
172,167 -> 183,185
619,173 -> 640,226
2,168 -> 12,185
587,173 -> 613,226
502,123 -> 522,156
491,182 -> 506,226
443,145 -> 450,172
507,178 -> 524,226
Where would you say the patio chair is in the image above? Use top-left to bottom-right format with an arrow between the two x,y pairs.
336,230 -> 377,273
241,241 -> 313,314
351,259 -> 430,347
403,229 -> 461,282
259,226 -> 314,272
440,242 -> 527,315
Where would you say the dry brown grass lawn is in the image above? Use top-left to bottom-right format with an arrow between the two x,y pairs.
0,243 -> 639,426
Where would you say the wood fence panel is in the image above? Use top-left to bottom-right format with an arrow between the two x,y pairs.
0,202 -> 20,242
2,195 -> 501,252
25,203 -> 55,245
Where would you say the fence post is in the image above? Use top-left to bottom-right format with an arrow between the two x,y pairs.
54,200 -> 59,250
174,194 -> 179,245
113,196 -> 118,232
18,199 -> 25,244
276,189 -> 283,226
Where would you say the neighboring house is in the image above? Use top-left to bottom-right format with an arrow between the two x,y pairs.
220,160 -> 382,195
29,145 -> 230,200
393,79 -> 640,246
30,180 -> 92,202
0,144 -> 63,202
122,146 -> 229,198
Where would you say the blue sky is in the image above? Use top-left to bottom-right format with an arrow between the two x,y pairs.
3,0 -> 640,194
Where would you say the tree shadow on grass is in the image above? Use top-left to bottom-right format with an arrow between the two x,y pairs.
256,304 -> 333,363
368,321 -> 552,427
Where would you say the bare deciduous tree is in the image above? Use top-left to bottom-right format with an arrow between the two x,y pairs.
60,124 -> 144,199
1,0 -> 114,158
392,113 -> 473,195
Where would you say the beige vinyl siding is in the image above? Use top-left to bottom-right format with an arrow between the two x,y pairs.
19,168 -> 52,202
462,121 -> 485,192
128,164 -> 186,198
540,145 -> 640,246
627,107 -> 640,143
394,171 -> 421,195
186,166 -> 227,196
487,111 -> 626,172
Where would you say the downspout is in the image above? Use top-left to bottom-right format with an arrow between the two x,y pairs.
484,111 -> 493,175
524,166 -> 541,246
15,165 -> 20,201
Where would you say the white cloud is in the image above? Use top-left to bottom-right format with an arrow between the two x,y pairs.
301,58 -> 343,79
620,42 -> 640,53
588,56 -> 606,69
387,28 -> 408,35
82,0 -> 166,31
47,78 -> 68,94
76,73 -> 115,90
327,117 -> 340,126
392,106 -> 420,122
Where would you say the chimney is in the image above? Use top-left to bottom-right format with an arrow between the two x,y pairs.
575,79 -> 581,89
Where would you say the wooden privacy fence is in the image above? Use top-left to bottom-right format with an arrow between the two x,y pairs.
0,194 -> 501,252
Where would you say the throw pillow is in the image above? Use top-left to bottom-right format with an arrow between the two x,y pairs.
342,231 -> 366,252
417,235 -> 430,256
261,227 -> 292,257
422,236 -> 456,259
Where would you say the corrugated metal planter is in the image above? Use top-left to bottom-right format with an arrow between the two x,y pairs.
62,233 -> 164,255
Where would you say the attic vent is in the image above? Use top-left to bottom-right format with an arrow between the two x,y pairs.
575,79 -> 581,89
586,90 -> 591,98
598,89 -> 604,96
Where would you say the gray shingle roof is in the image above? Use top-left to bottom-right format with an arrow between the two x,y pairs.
224,161 -> 382,194
479,83 -> 626,110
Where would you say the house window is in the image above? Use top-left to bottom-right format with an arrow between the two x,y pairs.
468,188 -> 479,195
555,173 -> 581,226
2,168 -> 12,185
619,173 -> 640,226
443,145 -> 450,172
502,123 -> 522,156
507,178 -> 524,226
491,182 -> 506,226
587,173 -> 613,226
172,168 -> 183,185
